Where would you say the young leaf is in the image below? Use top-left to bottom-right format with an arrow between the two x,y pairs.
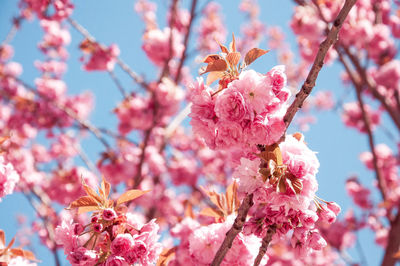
393,249 -> 400,258
229,33 -> 236,52
66,196 -> 99,210
215,39 -> 229,54
101,176 -> 111,200
203,54 -> 223,64
257,144 -> 283,166
225,182 -> 237,213
244,48 -> 269,66
77,206 -> 101,215
206,71 -> 225,85
156,247 -> 177,266
0,230 -> 5,248
226,52 -> 241,66
199,207 -> 224,219
10,248 -> 38,261
116,190 -> 149,206
200,59 -> 227,75
82,182 -> 102,204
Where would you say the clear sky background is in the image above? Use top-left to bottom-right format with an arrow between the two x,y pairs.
0,0 -> 393,265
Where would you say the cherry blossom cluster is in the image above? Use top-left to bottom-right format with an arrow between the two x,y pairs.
236,134 -> 339,257
189,66 -> 290,154
0,155 -> 20,201
55,179 -> 162,265
170,215 -> 263,265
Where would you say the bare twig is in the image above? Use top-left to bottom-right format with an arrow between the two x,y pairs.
108,70 -> 129,98
13,77 -> 111,149
67,17 -> 148,90
210,1 -> 356,264
340,46 -> 400,131
337,52 -> 387,201
1,16 -> 23,46
174,0 -> 198,84
253,225 -> 277,266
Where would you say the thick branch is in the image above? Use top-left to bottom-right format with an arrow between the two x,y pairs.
210,194 -> 253,266
253,225 -> 277,266
283,0 -> 357,131
382,210 -> 400,266
210,1 -> 356,265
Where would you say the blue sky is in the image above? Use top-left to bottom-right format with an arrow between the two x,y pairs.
0,0 -> 391,265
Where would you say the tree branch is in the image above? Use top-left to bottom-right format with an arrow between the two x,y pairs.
253,225 -> 277,266
283,0 -> 357,133
382,209 -> 400,266
336,51 -> 387,201
210,193 -> 254,266
210,1 -> 356,264
174,0 -> 198,84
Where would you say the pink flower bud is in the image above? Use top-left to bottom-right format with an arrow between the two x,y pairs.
93,223 -> 103,233
318,206 -> 336,224
327,202 -> 341,216
103,208 -> 117,221
307,230 -> 327,250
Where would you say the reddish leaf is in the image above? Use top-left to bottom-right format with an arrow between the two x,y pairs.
229,33 -> 236,52
66,196 -> 99,210
6,237 -> 15,250
157,247 -> 177,266
82,182 -> 102,204
200,59 -> 227,75
244,48 -> 269,66
100,176 -> 111,200
278,178 -> 286,193
0,230 -> 5,248
292,132 -> 303,141
258,144 -> 283,166
225,182 -> 238,213
199,207 -> 224,219
116,190 -> 149,206
10,248 -> 38,261
203,54 -> 223,64
226,52 -> 241,66
393,249 -> 400,258
215,39 -> 229,54
78,206 -> 101,214
184,203 -> 194,219
206,71 -> 225,85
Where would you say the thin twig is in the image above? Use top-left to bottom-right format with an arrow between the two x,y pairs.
340,46 -> 400,131
14,77 -> 111,149
1,16 -> 23,46
174,0 -> 198,84
67,17 -> 148,90
210,1 -> 356,264
337,52 -> 387,201
108,70 -> 129,98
